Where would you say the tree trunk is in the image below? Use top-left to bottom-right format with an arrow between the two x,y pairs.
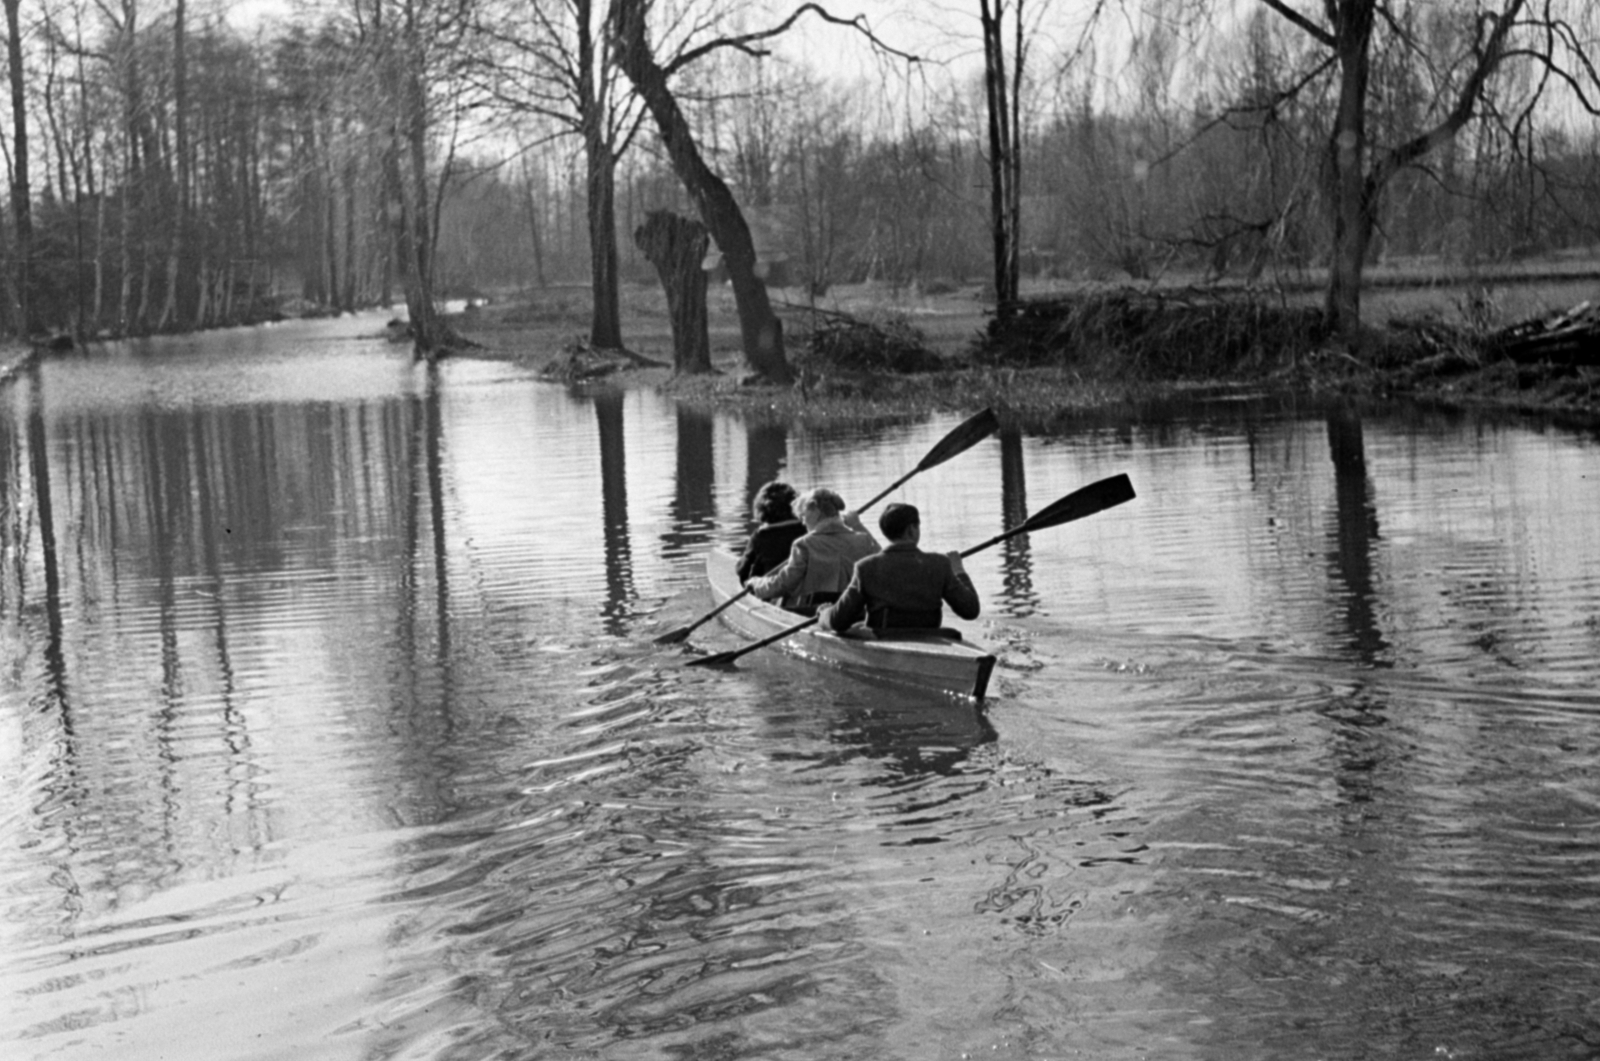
980,0 -> 1020,318
157,0 -> 188,332
523,168 -> 548,288
325,161 -> 341,312
635,210 -> 710,374
586,127 -> 624,348
5,0 -> 30,338
342,156 -> 358,310
405,111 -> 440,355
1323,0 -> 1376,346
611,1 -> 790,384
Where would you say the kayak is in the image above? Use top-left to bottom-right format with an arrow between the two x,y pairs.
705,547 -> 998,701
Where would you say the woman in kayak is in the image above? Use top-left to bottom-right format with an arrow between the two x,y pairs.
735,480 -> 807,581
744,487 -> 879,615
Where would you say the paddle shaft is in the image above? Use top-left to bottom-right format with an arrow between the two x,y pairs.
857,408 -> 998,515
961,473 -> 1136,557
854,468 -> 917,517
679,586 -> 749,635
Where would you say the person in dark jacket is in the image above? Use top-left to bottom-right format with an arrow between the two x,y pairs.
735,481 -> 807,581
820,502 -> 979,632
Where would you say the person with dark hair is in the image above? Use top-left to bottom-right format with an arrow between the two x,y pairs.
736,481 -> 806,581
820,502 -> 979,632
745,487 -> 879,614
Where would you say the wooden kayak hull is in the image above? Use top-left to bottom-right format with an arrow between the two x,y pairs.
706,547 -> 997,701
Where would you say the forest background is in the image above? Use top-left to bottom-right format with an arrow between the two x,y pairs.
1,0 -> 1597,399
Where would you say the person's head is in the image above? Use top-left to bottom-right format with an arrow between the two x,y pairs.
878,502 -> 921,543
751,480 -> 797,524
795,487 -> 846,529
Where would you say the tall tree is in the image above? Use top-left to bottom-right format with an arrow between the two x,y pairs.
1254,0 -> 1584,343
610,0 -> 789,382
980,0 -> 1023,316
475,0 -> 644,350
356,0 -> 478,358
6,0 -> 31,337
609,1 -> 914,383
155,0 -> 188,331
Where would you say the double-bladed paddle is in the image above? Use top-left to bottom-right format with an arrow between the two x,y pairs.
685,471 -> 1137,669
653,407 -> 1000,645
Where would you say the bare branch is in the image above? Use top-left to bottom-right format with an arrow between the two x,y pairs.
1257,0 -> 1335,49
1372,0 -> 1527,189
662,3 -> 920,77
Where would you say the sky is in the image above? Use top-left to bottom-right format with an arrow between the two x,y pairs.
209,0 -> 1120,81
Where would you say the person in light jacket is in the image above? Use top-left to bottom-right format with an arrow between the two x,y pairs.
745,487 -> 879,614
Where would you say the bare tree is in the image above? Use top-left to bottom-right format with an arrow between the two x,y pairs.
4,0 -> 31,337
353,0 -> 480,359
610,0 -> 789,381
980,0 -> 1023,315
1254,0 -> 1597,343
474,0 -> 646,351
609,0 -> 917,383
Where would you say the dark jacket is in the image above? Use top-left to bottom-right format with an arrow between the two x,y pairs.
823,541 -> 980,631
736,520 -> 806,581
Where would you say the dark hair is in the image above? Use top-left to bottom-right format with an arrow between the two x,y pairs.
878,502 -> 920,541
752,481 -> 798,524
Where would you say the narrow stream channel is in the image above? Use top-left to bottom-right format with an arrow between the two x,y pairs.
2,314 -> 1598,1060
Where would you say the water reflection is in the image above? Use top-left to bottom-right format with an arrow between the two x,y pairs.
422,363 -> 455,700
26,362 -> 68,721
595,389 -> 636,635
664,406 -> 715,560
997,424 -> 1039,617
1326,409 -> 1389,665
742,417 -> 788,520
2,331 -> 1599,1061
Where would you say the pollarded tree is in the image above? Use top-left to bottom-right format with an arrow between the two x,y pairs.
608,0 -> 918,385
609,0 -> 789,382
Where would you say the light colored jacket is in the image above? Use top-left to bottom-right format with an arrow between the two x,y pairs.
746,516 -> 880,611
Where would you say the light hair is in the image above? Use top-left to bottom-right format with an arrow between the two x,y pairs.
795,487 -> 845,519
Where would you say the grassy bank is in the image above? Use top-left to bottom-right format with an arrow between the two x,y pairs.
449,271 -> 1600,426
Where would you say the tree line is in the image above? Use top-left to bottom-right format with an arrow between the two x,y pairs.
2,0 -> 1598,368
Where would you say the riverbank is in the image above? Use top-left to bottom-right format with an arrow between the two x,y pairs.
0,342 -> 36,384
446,275 -> 1600,426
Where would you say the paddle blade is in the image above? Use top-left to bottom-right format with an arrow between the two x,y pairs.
685,648 -> 744,669
1022,473 -> 1136,533
916,407 -> 999,471
653,626 -> 695,645
960,473 -> 1136,557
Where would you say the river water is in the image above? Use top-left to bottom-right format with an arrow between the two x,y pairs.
2,312 -> 1598,1060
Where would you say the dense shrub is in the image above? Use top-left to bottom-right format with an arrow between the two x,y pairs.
978,289 -> 1330,378
801,313 -> 945,374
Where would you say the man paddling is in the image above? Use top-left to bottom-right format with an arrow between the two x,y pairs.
820,502 -> 980,633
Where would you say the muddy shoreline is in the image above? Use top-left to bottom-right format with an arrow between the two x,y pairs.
446,283 -> 1600,429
